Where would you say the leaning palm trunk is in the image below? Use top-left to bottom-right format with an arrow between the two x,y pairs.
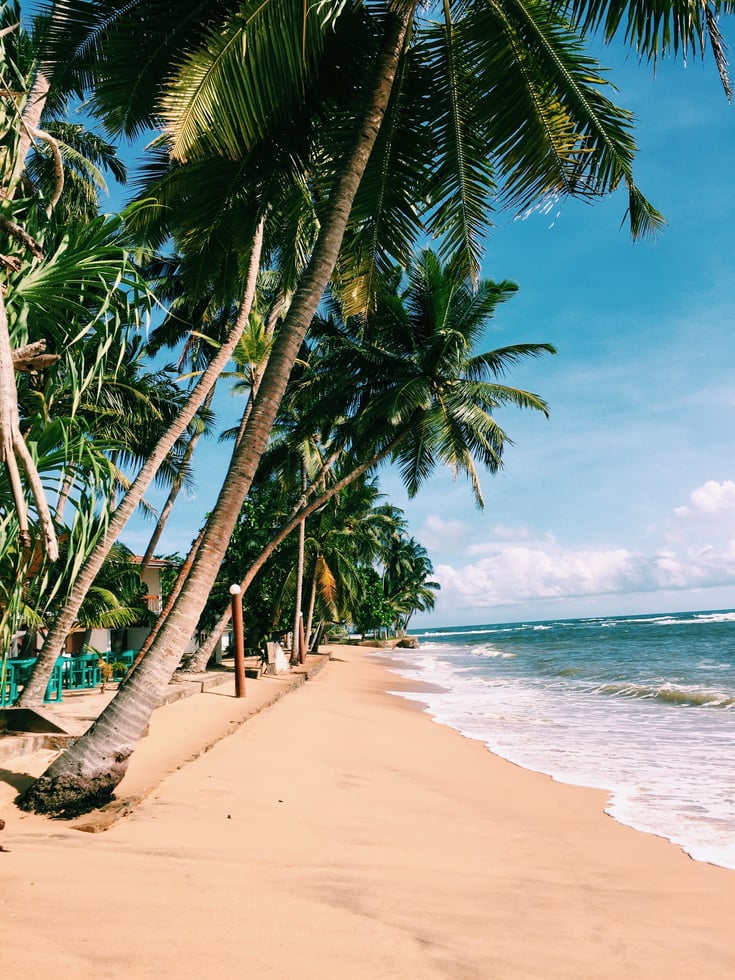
140,388 -> 216,573
54,469 -> 75,523
19,8 -> 415,815
304,570 -> 318,653
128,525 -> 207,675
148,370 -> 264,676
188,602 -> 231,672
185,345 -> 276,673
187,437 -> 355,670
16,221 -> 265,707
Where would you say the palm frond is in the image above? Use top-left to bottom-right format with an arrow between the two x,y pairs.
334,42 -> 432,316
458,0 -> 665,236
561,0 -> 734,95
160,0 -> 345,162
421,9 -> 498,279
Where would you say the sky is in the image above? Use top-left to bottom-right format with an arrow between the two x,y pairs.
120,25 -> 735,630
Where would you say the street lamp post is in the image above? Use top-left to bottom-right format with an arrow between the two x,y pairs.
229,583 -> 246,698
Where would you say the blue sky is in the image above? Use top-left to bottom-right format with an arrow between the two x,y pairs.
121,25 -> 735,629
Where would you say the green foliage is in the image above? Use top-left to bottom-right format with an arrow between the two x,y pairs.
351,565 -> 395,637
199,481 -> 298,647
74,544 -> 153,630
381,534 -> 439,631
298,249 -> 554,509
158,554 -> 184,603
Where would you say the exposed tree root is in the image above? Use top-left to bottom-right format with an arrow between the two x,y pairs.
17,759 -> 130,818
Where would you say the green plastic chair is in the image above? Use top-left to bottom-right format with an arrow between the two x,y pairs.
1,661 -> 18,706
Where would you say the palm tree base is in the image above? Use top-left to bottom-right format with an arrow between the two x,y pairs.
17,759 -> 129,817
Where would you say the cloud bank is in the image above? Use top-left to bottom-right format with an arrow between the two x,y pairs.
425,481 -> 735,612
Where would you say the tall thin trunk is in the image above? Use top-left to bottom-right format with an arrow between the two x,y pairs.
20,9 -> 414,815
1,44 -> 64,557
1,291 -> 58,561
304,567 -> 318,653
17,220 -> 265,706
140,388 -> 216,574
54,469 -> 74,524
128,525 -> 206,674
186,352 -> 273,673
189,598 -> 232,673
4,67 -> 49,200
291,467 -> 307,663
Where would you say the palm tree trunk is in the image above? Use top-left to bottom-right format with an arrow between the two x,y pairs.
188,600 -> 231,673
1,290 -> 58,561
19,8 -> 414,815
185,354 -> 274,673
241,432 -> 407,588
304,568 -> 318,653
16,219 -> 265,707
140,388 -> 216,574
0,51 -> 62,558
54,469 -> 75,523
4,65 -> 50,200
128,525 -> 206,674
291,467 -> 307,664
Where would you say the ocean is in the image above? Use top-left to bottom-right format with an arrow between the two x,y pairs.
388,609 -> 735,870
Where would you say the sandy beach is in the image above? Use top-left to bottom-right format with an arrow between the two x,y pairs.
1,643 -> 734,979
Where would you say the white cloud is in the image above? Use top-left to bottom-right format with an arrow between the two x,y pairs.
462,526 -> 551,558
435,541 -> 735,610
418,514 -> 470,551
490,523 -> 537,542
675,480 -> 735,518
432,481 -> 735,612
436,547 -> 643,608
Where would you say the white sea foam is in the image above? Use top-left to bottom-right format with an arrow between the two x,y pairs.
388,636 -> 735,872
470,644 -> 515,659
693,612 -> 735,624
414,626 -> 521,639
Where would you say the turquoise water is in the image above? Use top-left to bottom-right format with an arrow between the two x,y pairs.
389,609 -> 735,869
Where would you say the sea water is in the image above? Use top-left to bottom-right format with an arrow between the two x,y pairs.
388,610 -> 735,870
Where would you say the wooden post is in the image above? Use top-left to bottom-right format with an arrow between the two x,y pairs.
229,584 -> 246,698
298,611 -> 306,665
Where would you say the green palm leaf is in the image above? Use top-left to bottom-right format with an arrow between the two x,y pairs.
160,0 -> 350,162
562,0 -> 734,97
461,0 -> 665,236
421,4 -> 499,279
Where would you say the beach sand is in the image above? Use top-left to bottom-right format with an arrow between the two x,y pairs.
1,643 -> 734,979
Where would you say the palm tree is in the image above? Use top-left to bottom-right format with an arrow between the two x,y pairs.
0,4 -> 138,565
381,534 -> 439,632
19,0 -> 733,815
63,543 -> 153,638
13,334 -> 209,703
0,416 -> 117,658
301,481 -> 408,649
16,220 -> 266,703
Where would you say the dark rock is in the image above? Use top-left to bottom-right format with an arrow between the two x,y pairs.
396,636 -> 420,649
